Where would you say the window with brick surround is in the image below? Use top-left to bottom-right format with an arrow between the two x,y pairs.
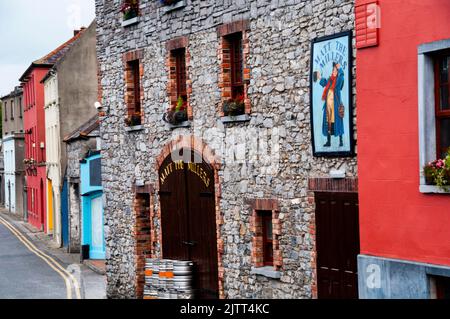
218,20 -> 251,117
227,32 -> 244,100
434,52 -> 450,159
164,37 -> 192,125
249,199 -> 282,270
174,48 -> 187,104
127,60 -> 141,125
261,211 -> 274,266
133,186 -> 153,299
123,49 -> 144,127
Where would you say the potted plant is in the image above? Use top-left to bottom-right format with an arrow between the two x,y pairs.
121,0 -> 139,21
423,149 -> 450,191
223,94 -> 245,117
163,96 -> 187,125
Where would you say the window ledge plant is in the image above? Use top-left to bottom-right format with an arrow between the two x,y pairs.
223,94 -> 245,117
423,149 -> 450,192
163,96 -> 188,126
121,0 -> 139,21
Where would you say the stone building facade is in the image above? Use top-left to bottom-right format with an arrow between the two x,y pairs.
96,0 -> 357,299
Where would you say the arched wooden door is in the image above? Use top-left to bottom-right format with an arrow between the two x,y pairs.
159,149 -> 219,299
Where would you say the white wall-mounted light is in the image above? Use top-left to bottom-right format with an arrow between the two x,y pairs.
94,101 -> 102,111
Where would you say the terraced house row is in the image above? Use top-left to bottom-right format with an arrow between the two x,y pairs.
1,22 -> 104,263
1,0 -> 449,300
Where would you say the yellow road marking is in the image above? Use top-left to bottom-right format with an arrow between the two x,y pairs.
0,216 -> 82,299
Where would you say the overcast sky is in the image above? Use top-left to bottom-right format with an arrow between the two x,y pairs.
0,0 -> 95,97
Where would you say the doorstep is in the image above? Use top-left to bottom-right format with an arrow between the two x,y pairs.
84,259 -> 106,275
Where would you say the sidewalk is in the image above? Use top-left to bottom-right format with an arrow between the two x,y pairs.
0,209 -> 107,299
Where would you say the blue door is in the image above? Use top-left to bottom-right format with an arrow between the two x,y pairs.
61,180 -> 69,247
82,192 -> 105,259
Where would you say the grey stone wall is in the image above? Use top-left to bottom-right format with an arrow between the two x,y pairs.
96,0 -> 356,299
66,138 -> 97,252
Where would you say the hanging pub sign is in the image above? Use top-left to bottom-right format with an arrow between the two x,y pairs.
310,31 -> 355,157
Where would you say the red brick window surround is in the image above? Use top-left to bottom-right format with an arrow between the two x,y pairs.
217,20 -> 251,116
123,49 -> 144,126
133,184 -> 153,299
166,37 -> 192,120
249,199 -> 282,270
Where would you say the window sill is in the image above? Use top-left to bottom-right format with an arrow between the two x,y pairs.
220,114 -> 251,124
122,17 -> 139,27
125,125 -> 144,132
162,0 -> 186,14
420,185 -> 450,194
168,121 -> 191,130
250,266 -> 281,279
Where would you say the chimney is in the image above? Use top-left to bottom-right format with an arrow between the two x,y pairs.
74,27 -> 87,37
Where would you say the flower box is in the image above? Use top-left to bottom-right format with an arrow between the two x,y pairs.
222,98 -> 245,117
121,0 -> 139,24
422,150 -> 450,192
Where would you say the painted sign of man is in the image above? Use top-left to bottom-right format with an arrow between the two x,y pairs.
316,62 -> 345,147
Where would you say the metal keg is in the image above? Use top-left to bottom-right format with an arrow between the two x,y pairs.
177,289 -> 194,299
173,275 -> 193,290
173,260 -> 193,276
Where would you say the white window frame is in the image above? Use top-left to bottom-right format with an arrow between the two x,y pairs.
418,38 -> 450,193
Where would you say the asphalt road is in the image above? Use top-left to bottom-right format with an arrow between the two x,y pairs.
0,221 -> 67,299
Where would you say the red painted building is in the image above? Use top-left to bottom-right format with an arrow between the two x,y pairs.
19,34 -> 83,232
356,0 -> 450,298
20,66 -> 49,231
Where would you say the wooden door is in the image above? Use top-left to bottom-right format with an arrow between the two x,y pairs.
315,192 -> 360,299
159,154 -> 190,261
159,150 -> 219,299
